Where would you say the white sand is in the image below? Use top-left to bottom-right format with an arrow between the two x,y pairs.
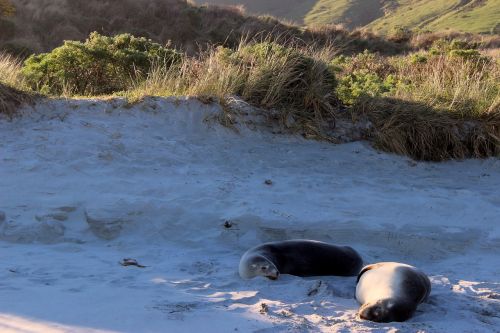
0,97 -> 498,332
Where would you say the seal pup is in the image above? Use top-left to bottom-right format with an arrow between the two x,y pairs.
239,239 -> 363,280
356,262 -> 431,322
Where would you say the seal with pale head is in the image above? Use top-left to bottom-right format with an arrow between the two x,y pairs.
239,239 -> 363,280
355,262 -> 431,322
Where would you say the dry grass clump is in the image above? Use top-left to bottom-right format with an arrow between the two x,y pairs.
0,51 -> 25,87
391,55 -> 499,118
356,97 -> 499,161
0,52 -> 30,115
124,35 -> 500,160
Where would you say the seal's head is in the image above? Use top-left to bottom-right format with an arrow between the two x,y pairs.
359,299 -> 414,323
239,254 -> 280,280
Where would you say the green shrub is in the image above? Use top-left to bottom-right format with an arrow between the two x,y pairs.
449,49 -> 482,59
429,38 -> 479,56
22,32 -> 182,95
388,26 -> 412,43
337,70 -> 396,105
409,53 -> 428,64
330,55 -> 349,72
332,50 -> 394,78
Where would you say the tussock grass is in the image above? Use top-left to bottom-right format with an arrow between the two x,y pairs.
0,52 -> 31,115
391,56 -> 499,117
0,52 -> 25,87
356,97 -> 499,161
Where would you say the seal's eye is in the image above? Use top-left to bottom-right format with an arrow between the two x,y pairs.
261,266 -> 268,271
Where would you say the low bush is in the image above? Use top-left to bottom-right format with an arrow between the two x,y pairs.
337,70 -> 397,105
388,26 -> 412,43
429,38 -> 484,60
22,32 -> 182,95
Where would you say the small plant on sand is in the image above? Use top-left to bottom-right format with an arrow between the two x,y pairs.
22,32 -> 182,95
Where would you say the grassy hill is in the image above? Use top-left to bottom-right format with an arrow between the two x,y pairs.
307,0 -> 500,34
199,0 -> 500,34
366,0 -> 500,34
193,0 -> 317,23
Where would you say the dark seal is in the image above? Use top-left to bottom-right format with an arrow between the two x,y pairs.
356,262 -> 431,322
239,239 -> 363,280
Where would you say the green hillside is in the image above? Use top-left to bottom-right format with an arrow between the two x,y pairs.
305,0 -> 385,29
199,0 -> 500,34
194,0 -> 317,23
305,0 -> 500,34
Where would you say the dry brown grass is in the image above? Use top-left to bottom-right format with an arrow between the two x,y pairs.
356,97 -> 499,161
391,56 -> 499,118
0,52 -> 24,86
0,52 -> 31,115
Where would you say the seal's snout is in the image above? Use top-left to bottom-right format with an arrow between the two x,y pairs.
267,271 -> 280,280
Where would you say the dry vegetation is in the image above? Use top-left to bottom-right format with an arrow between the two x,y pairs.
0,52 -> 31,115
127,41 -> 338,139
0,0 -> 448,57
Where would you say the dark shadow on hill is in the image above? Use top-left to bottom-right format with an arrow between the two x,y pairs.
0,0 -> 407,56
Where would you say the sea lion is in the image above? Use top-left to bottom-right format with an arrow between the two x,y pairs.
355,262 -> 431,322
239,239 -> 363,280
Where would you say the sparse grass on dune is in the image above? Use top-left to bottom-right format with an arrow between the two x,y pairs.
127,37 -> 499,160
4,30 -> 500,161
128,41 -> 338,138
